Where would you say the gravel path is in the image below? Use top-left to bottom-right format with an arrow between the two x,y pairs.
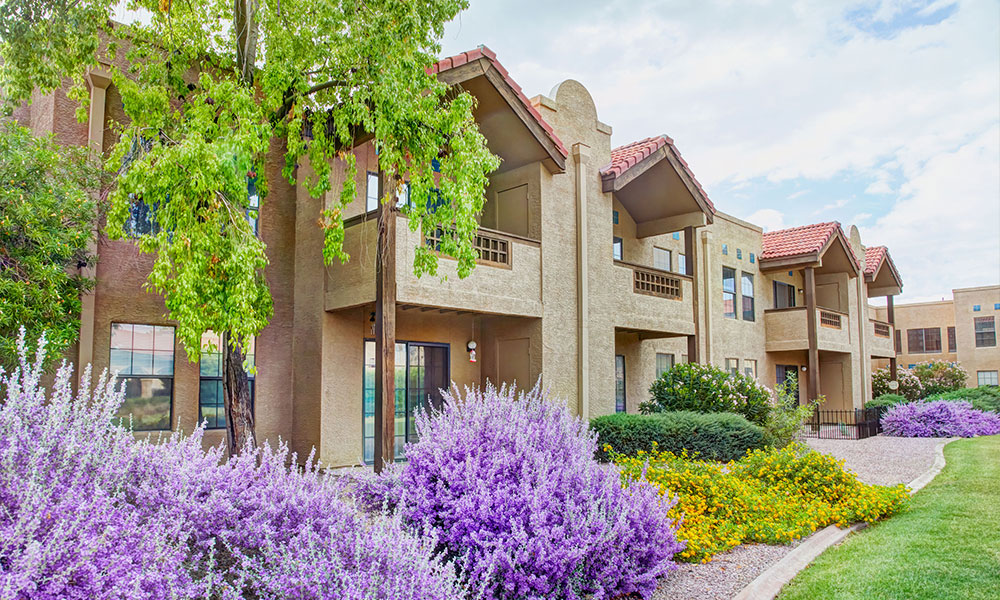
804,435 -> 942,486
653,434 -> 942,599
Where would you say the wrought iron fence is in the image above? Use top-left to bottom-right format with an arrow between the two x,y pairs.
800,407 -> 882,440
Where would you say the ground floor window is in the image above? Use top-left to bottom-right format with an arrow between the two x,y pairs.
776,364 -> 799,401
615,355 -> 626,413
744,359 -> 757,379
725,358 -> 739,376
199,332 -> 256,430
363,340 -> 449,464
655,353 -> 674,377
110,323 -> 175,431
978,370 -> 999,387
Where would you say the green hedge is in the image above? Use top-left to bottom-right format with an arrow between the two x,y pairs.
925,387 -> 1000,413
591,411 -> 765,463
866,393 -> 907,410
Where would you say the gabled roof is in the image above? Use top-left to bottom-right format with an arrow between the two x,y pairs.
600,135 -> 716,214
864,245 -> 903,287
760,221 -> 861,271
429,46 -> 568,160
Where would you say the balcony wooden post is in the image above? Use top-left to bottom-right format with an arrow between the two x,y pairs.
374,172 -> 397,473
804,267 -> 820,402
684,225 -> 699,363
887,294 -> 897,380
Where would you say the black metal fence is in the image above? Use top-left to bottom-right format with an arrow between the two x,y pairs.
800,408 -> 882,440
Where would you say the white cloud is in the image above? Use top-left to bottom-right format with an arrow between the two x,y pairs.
817,198 -> 849,214
852,212 -> 874,223
787,190 -> 809,200
745,209 -> 786,232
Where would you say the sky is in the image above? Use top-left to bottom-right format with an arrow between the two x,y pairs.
438,0 -> 1000,304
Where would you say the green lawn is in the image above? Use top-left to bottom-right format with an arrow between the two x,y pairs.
780,435 -> 1000,600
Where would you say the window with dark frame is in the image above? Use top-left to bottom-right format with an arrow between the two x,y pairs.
895,330 -> 902,353
741,272 -> 755,321
615,355 -> 626,413
744,359 -> 758,379
725,358 -> 739,376
613,237 -> 623,261
907,328 -> 942,353
974,316 -> 996,348
246,175 -> 260,235
947,326 -> 957,353
655,353 -> 674,377
198,332 -> 256,430
366,171 -> 379,212
773,281 -> 796,309
723,267 -> 736,318
653,247 -> 672,271
110,323 -> 174,431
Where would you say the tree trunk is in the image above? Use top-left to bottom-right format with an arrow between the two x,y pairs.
223,331 -> 256,455
234,0 -> 259,84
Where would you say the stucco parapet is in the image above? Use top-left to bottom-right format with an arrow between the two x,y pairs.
714,210 -> 764,233
531,94 -> 557,112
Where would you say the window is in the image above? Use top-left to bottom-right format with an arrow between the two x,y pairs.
124,197 -> 159,237
907,328 -> 942,353
995,303 -> 1000,310
199,332 -> 256,430
656,353 -> 674,377
973,305 -> 981,312
947,326 -> 957,352
736,248 -> 742,260
110,323 -> 174,431
673,232 -> 681,240
678,253 -> 687,275
246,176 -> 260,235
366,172 -> 379,212
723,267 -> 736,318
615,355 -> 626,413
741,272 -> 755,321
750,252 -> 755,264
725,358 -> 739,376
722,244 -> 728,255
395,181 -> 411,209
613,210 -> 619,225
774,281 -> 796,309
975,316 -> 996,347
613,237 -> 623,261
681,354 -> 688,363
908,364 -> 915,369
895,330 -> 902,353
744,359 -> 758,379
978,370 -> 999,386
653,247 -> 672,271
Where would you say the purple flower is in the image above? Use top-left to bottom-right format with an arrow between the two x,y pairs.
881,400 -> 1000,438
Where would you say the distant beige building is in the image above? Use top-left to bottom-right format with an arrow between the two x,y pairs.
14,46 -> 906,467
874,285 -> 1000,388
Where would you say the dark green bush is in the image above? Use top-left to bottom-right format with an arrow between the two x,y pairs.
591,411 -> 765,463
640,362 -> 771,425
925,387 -> 1000,413
866,393 -> 907,410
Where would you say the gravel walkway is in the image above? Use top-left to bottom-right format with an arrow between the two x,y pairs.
653,434 -> 942,599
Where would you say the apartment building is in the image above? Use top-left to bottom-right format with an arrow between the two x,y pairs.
874,285 -> 1000,388
13,46 -> 903,467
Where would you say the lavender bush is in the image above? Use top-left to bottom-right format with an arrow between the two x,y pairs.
881,400 -> 1000,438
0,330 -> 462,600
363,384 -> 683,600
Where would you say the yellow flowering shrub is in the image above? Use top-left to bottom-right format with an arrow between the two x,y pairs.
609,442 -> 910,563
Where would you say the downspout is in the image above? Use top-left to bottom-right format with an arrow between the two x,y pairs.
573,143 -> 590,420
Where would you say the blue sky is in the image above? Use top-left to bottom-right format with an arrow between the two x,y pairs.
439,0 -> 1000,303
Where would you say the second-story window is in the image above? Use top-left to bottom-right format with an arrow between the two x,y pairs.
124,197 -> 160,237
975,316 -> 996,347
366,172 -> 379,212
948,326 -> 957,352
678,253 -> 687,275
741,272 -> 755,321
774,281 -> 796,309
653,247 -> 671,271
907,328 -> 942,353
247,175 -> 260,235
895,330 -> 902,353
723,267 -> 736,319
613,237 -> 623,261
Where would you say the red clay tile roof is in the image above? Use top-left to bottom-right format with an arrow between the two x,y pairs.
761,221 -> 860,270
864,245 -> 887,275
600,135 -> 716,213
429,46 -> 568,159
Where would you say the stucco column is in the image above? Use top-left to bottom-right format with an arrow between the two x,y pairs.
804,267 -> 820,401
887,295 -> 897,380
684,225 -> 699,363
573,143 -> 590,420
77,67 -> 111,384
856,273 -> 869,407
700,229 -> 713,365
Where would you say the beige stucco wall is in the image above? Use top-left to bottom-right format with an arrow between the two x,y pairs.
953,286 -> 1000,386
880,300 -> 957,368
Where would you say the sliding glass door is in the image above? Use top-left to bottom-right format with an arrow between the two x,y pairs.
363,340 -> 449,464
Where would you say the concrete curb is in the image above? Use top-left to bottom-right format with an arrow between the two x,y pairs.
731,437 -> 958,600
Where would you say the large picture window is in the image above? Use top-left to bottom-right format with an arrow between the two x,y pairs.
723,267 -> 736,319
907,328 -> 942,353
975,316 -> 996,348
110,323 -> 174,431
199,332 -> 256,430
741,272 -> 755,321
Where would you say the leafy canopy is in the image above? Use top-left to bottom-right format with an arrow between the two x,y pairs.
0,122 -> 101,368
0,0 -> 499,359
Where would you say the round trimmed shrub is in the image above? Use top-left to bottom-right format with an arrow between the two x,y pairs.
912,361 -> 967,396
394,384 -> 683,600
640,362 -> 772,425
591,411 -> 765,462
871,366 -> 924,401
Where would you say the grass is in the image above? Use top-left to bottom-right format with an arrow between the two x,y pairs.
779,435 -> 1000,600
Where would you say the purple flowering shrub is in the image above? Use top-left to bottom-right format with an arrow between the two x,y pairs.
376,384 -> 683,600
881,400 -> 1000,438
0,330 -> 461,600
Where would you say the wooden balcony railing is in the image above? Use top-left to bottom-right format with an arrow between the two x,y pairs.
425,227 -> 515,267
617,261 -> 682,299
872,320 -> 891,338
819,309 -> 842,329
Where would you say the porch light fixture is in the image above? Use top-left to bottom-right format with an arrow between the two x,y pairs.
467,341 -> 477,363
800,366 -> 807,372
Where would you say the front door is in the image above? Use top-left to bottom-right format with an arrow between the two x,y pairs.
363,340 -> 450,464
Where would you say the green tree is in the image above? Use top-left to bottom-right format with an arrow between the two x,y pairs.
0,121 -> 101,370
1,0 -> 499,453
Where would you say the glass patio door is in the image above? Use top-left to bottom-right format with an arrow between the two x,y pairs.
363,341 -> 449,464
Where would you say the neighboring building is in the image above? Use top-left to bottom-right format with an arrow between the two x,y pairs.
13,46 -> 905,467
874,285 -> 1000,388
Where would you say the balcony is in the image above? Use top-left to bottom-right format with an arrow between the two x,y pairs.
612,260 -> 695,336
325,216 -> 542,317
869,319 -> 895,358
765,307 -> 852,353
